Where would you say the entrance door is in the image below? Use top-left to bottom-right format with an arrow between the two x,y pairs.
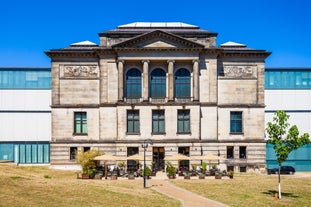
153,147 -> 165,172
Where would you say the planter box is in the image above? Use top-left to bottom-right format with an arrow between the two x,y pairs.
168,176 -> 176,179
199,176 -> 205,179
110,176 -> 117,180
184,176 -> 190,179
82,174 -> 90,179
215,176 -> 222,179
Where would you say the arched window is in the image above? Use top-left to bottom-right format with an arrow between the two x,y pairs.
175,68 -> 191,98
150,69 -> 166,98
126,69 -> 141,98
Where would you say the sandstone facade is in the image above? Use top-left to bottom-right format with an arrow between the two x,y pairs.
46,22 -> 270,172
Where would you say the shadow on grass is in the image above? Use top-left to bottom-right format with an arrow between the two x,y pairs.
262,190 -> 299,198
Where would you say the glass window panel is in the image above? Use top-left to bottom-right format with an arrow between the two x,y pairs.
151,69 -> 166,98
37,145 -> 43,163
26,144 -> 32,163
230,112 -> 242,133
126,69 -> 142,98
19,145 -> 26,163
43,144 -> 50,163
32,144 -> 38,163
175,69 -> 190,97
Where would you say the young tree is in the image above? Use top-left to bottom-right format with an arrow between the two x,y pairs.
266,110 -> 310,199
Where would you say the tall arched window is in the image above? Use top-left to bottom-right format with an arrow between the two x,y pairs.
175,68 -> 191,98
150,68 -> 166,98
126,68 -> 141,98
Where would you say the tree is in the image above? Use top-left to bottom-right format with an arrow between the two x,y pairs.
76,149 -> 102,177
266,110 -> 310,199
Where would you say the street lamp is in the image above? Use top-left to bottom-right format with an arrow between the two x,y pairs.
142,139 -> 153,188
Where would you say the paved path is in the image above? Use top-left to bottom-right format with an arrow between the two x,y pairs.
149,173 -> 229,207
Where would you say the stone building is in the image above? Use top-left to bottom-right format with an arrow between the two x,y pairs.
45,22 -> 271,172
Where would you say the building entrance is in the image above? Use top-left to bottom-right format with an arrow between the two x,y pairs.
153,147 -> 165,172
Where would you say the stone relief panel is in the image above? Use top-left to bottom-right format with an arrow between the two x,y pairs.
60,65 -> 99,78
223,65 -> 257,78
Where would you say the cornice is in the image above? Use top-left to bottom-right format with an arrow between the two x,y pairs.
45,50 -> 97,58
111,30 -> 205,49
217,104 -> 265,108
219,50 -> 271,58
51,104 -> 99,108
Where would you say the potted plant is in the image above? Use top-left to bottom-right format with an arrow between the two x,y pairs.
201,162 -> 207,173
215,172 -> 222,179
198,173 -> 205,179
184,172 -> 191,179
151,161 -> 157,176
143,166 -> 152,179
76,149 -> 101,179
166,161 -> 176,179
128,173 -> 135,180
228,170 -> 234,179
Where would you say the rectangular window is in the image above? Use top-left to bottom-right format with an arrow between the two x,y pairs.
230,112 -> 242,133
70,147 -> 77,160
177,110 -> 190,133
74,112 -> 87,134
227,146 -> 234,159
152,110 -> 165,133
239,146 -> 247,159
127,110 -> 140,133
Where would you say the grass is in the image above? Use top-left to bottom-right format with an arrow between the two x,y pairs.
171,173 -> 311,207
1,164 -> 310,207
0,164 -> 179,207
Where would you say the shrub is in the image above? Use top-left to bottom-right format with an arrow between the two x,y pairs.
76,149 -> 102,176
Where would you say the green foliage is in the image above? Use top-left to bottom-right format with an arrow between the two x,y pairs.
166,161 -> 176,177
266,110 -> 310,164
142,166 -> 151,177
76,149 -> 102,175
43,175 -> 51,179
201,162 -> 207,171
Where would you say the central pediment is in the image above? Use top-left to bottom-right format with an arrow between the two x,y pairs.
111,30 -> 205,49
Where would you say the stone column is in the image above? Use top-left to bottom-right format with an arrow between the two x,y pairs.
117,59 -> 124,101
193,59 -> 199,101
142,60 -> 150,101
167,60 -> 175,101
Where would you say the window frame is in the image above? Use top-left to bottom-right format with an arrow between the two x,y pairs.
177,109 -> 191,134
74,112 -> 87,135
227,146 -> 234,159
127,110 -> 140,134
174,68 -> 191,98
70,147 -> 77,161
152,110 -> 165,134
125,68 -> 142,99
150,68 -> 166,98
239,146 -> 247,159
230,111 -> 243,134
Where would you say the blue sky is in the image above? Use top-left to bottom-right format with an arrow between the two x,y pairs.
0,0 -> 310,67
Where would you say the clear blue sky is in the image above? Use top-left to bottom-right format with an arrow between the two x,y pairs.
0,0 -> 310,68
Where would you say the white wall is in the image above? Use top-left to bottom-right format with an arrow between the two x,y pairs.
0,90 -> 51,110
0,90 -> 51,141
265,90 -> 311,135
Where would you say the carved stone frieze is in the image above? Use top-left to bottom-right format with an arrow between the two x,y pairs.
62,65 -> 99,78
223,65 -> 257,78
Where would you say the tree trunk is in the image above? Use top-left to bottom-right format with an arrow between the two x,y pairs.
278,164 -> 282,199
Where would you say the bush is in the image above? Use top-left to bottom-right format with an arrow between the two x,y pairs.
76,149 -> 102,176
166,161 -> 176,177
143,166 -> 151,177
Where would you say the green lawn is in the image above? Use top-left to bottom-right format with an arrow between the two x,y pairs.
1,164 -> 310,207
172,173 -> 311,207
0,164 -> 179,207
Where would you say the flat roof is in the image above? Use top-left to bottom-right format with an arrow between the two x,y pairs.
118,22 -> 199,29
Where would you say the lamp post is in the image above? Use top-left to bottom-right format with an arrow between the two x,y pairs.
142,139 -> 153,188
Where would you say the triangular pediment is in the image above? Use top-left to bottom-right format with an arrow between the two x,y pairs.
111,30 -> 205,49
